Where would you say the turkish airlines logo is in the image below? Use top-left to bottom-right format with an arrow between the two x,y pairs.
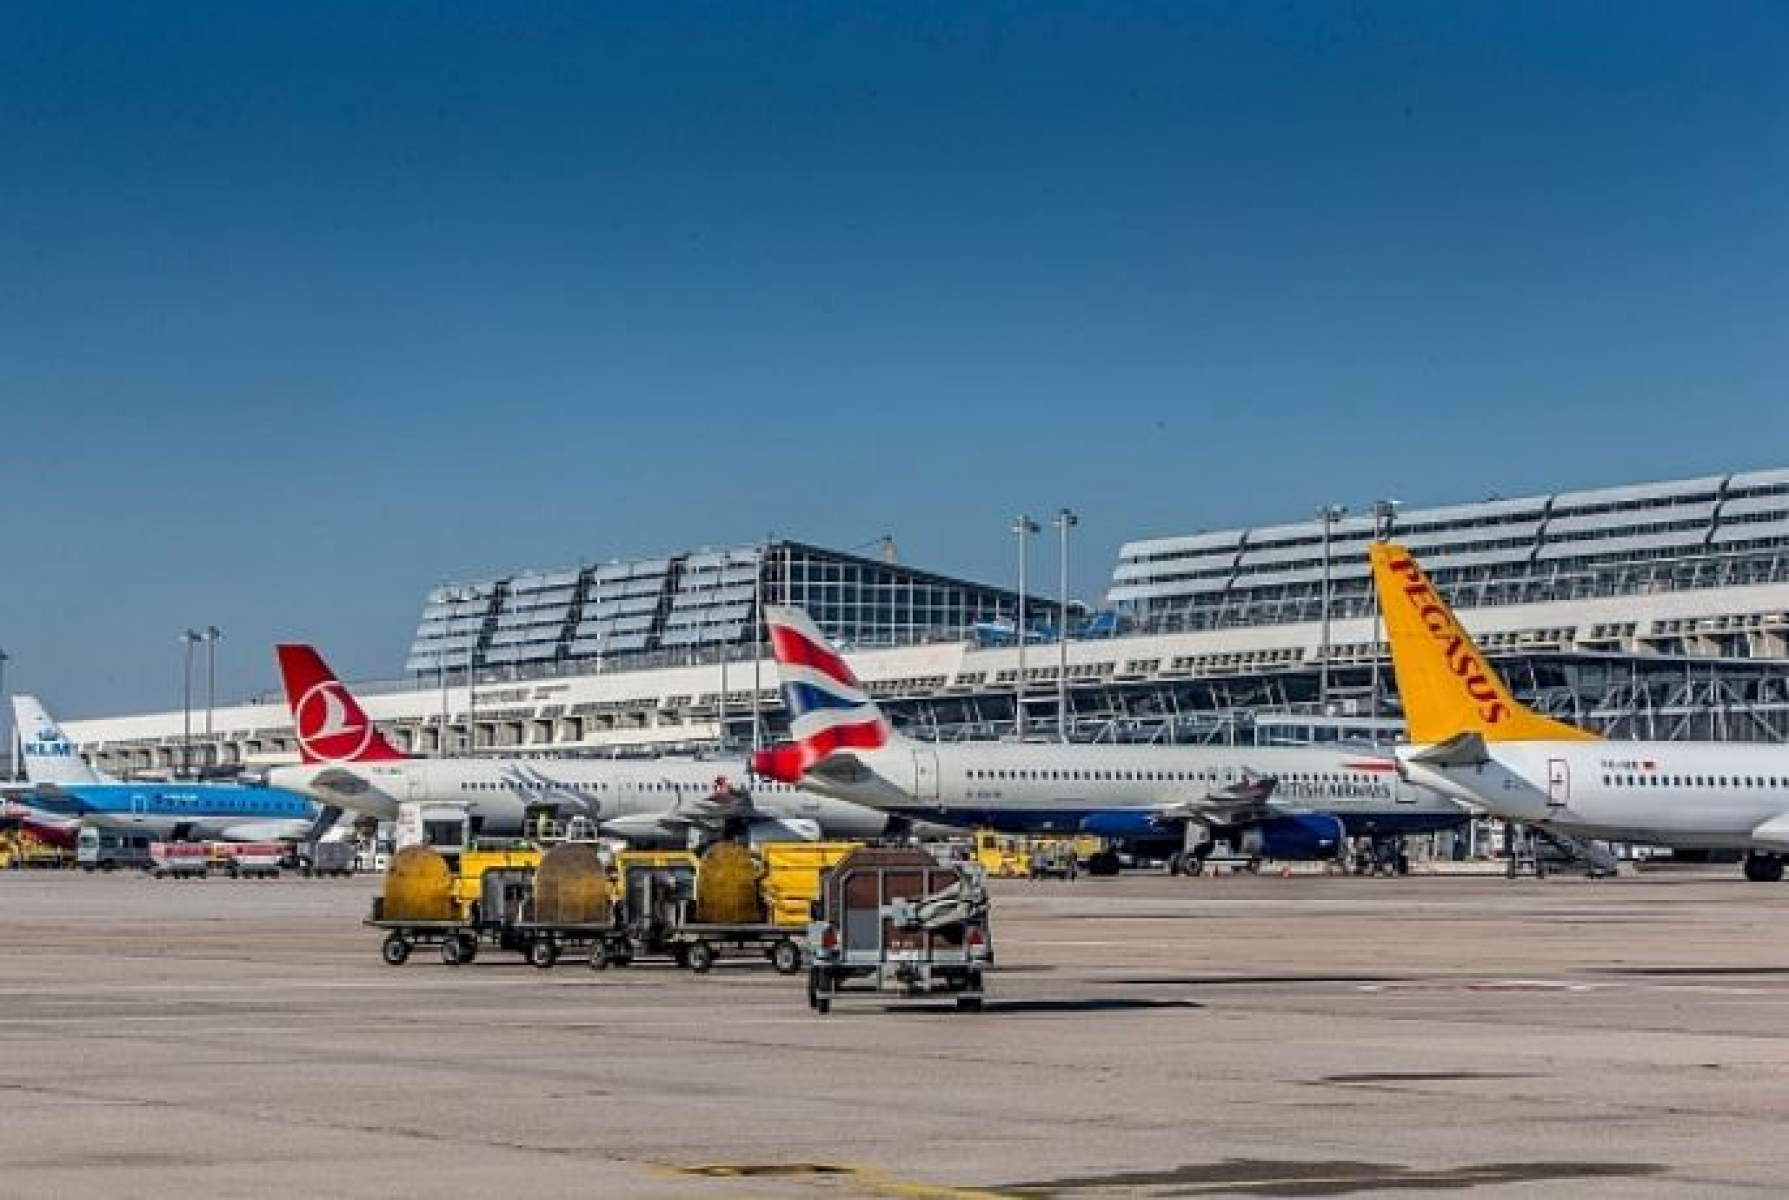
294,681 -> 374,762
1386,555 -> 1510,726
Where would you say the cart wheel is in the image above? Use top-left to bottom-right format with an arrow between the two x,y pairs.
380,933 -> 411,966
527,938 -> 559,970
440,937 -> 465,966
686,941 -> 717,974
770,939 -> 803,976
807,969 -> 830,1013
588,946 -> 609,971
956,995 -> 984,1013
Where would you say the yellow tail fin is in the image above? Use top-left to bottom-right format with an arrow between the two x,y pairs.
1368,542 -> 1598,745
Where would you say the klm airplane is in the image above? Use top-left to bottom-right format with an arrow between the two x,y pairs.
13,696 -> 317,842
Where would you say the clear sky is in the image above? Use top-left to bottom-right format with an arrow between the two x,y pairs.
3,2 -> 1787,718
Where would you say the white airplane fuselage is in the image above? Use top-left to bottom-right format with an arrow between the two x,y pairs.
1401,740 -> 1789,849
268,755 -> 892,841
801,740 -> 1465,836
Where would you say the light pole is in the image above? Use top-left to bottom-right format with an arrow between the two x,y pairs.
1053,508 -> 1078,743
202,626 -> 221,744
1316,505 -> 1347,708
0,648 -> 11,781
1012,514 -> 1040,737
180,629 -> 202,777
1368,499 -> 1400,726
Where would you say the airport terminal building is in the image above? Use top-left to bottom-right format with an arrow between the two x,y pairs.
60,467 -> 1789,775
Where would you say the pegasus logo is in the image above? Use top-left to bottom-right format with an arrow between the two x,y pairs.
1385,555 -> 1510,725
293,681 -> 374,763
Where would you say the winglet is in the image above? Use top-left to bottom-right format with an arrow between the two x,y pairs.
1369,543 -> 1598,745
275,645 -> 408,765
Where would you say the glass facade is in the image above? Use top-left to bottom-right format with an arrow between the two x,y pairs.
405,540 -> 1043,675
1112,468 -> 1789,633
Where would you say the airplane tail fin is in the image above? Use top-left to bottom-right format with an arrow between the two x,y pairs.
1368,543 -> 1598,745
751,605 -> 898,782
11,695 -> 108,785
275,645 -> 408,765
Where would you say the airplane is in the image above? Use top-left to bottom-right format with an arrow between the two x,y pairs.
1368,541 -> 1789,882
264,644 -> 900,845
11,695 -> 316,842
749,605 -> 1469,873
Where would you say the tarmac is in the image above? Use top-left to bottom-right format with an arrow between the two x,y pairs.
2,866 -> 1788,1197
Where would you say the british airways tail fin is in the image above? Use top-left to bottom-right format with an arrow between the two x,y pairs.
11,696 -> 111,785
752,605 -> 898,782
275,645 -> 408,765
1368,543 -> 1598,746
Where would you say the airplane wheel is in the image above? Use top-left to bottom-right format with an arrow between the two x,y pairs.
381,934 -> 411,966
771,939 -> 803,975
1744,853 -> 1784,883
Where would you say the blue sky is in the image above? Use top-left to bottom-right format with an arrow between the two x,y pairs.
3,2 -> 1787,717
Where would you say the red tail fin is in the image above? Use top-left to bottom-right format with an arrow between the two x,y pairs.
276,644 -> 408,765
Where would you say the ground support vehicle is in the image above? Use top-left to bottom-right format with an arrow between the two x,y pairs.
510,843 -> 628,969
596,842 -> 860,975
365,843 -> 544,965
806,846 -> 992,1014
602,846 -> 805,974
1025,838 -> 1080,880
77,828 -> 154,872
974,831 -> 1088,880
149,842 -> 211,879
296,839 -> 357,877
0,830 -> 74,870
222,842 -> 285,879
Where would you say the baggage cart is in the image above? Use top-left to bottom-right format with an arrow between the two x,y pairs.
222,842 -> 285,879
148,842 -> 211,879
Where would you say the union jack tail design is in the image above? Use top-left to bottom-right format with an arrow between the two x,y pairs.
753,606 -> 893,782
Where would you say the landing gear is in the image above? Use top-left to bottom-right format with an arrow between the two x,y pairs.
1744,852 -> 1784,883
1353,835 -> 1410,877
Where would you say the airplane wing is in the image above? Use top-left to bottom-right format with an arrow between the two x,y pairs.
301,767 -> 378,796
1150,771 -> 1288,828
